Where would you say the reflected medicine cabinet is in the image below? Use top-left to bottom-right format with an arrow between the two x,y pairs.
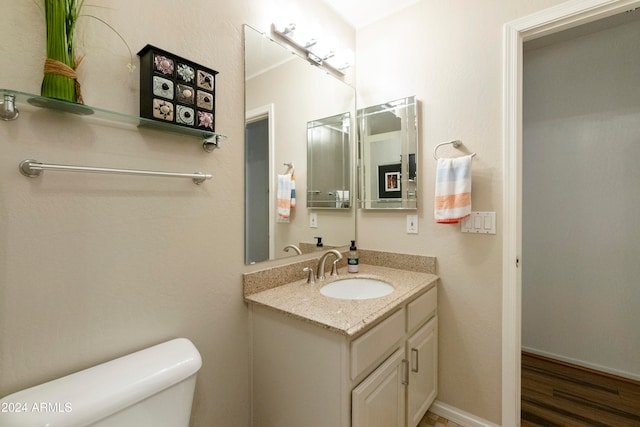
307,112 -> 352,209
358,96 -> 418,210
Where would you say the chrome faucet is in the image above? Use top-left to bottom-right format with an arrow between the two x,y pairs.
283,244 -> 302,255
316,249 -> 343,281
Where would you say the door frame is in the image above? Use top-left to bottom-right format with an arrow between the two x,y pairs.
501,0 -> 640,424
246,104 -> 276,261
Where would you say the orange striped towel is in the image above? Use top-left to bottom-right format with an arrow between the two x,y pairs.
434,155 -> 472,223
290,172 -> 296,208
277,174 -> 292,223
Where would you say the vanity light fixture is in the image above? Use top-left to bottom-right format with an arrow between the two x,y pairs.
272,22 -> 351,75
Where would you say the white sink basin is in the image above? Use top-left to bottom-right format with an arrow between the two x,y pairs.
320,278 -> 394,300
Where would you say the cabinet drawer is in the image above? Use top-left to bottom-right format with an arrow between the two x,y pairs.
407,286 -> 437,333
351,309 -> 404,380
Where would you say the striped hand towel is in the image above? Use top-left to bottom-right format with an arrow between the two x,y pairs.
434,155 -> 473,223
277,174 -> 292,223
290,172 -> 296,208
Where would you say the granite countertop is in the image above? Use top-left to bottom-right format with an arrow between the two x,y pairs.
244,264 -> 438,337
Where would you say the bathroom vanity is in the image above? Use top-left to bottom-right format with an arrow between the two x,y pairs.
245,263 -> 438,427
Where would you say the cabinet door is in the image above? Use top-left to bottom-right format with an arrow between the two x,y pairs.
407,316 -> 438,427
352,348 -> 406,427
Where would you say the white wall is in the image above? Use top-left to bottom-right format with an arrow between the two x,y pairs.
355,0 -> 566,423
0,1 -> 353,426
522,15 -> 640,380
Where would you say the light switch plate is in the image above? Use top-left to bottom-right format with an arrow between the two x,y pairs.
406,215 -> 418,234
309,213 -> 318,228
461,212 -> 496,234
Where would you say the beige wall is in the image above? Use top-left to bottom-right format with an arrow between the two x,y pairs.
0,0 -> 575,426
0,1 -> 352,426
356,0 -> 564,423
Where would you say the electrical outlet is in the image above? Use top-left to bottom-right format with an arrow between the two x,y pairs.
406,215 -> 418,234
309,213 -> 318,228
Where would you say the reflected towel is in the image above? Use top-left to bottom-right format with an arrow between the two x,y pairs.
277,174 -> 292,223
434,155 -> 472,224
290,172 -> 296,208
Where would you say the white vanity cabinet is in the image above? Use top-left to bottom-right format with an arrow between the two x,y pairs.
406,316 -> 438,426
249,284 -> 437,427
406,286 -> 438,426
352,347 -> 406,427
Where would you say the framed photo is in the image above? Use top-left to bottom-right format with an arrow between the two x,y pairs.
378,163 -> 401,198
408,153 -> 416,180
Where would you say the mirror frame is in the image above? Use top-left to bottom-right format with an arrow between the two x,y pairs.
306,112 -> 352,209
357,96 -> 419,210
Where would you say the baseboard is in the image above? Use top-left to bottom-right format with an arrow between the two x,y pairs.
430,400 -> 501,427
522,346 -> 640,382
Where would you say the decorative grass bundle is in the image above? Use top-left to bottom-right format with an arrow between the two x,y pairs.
40,1 -> 134,105
41,0 -> 84,104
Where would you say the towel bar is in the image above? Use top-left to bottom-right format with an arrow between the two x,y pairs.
433,140 -> 477,160
19,159 -> 212,185
283,162 -> 295,173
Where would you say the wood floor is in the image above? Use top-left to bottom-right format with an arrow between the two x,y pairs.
521,352 -> 640,426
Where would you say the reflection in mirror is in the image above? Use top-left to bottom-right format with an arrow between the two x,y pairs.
244,25 -> 356,265
307,112 -> 351,209
358,96 -> 418,210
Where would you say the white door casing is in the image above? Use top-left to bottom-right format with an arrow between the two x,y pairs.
501,0 -> 640,425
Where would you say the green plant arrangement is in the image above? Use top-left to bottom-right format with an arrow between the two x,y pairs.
40,0 -> 134,104
41,0 -> 82,103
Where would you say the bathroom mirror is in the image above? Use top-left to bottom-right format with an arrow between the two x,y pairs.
307,112 -> 351,208
244,25 -> 356,265
358,96 -> 418,210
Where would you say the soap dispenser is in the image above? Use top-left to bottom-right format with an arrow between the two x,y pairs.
315,237 -> 323,249
348,240 -> 359,273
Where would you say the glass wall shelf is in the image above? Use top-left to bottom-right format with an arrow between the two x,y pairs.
0,88 -> 226,152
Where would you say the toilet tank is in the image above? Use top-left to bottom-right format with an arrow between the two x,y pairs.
0,338 -> 202,427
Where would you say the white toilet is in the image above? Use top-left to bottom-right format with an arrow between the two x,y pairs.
0,338 -> 202,426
